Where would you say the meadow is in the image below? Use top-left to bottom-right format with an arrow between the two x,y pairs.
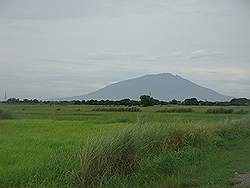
0,104 -> 250,187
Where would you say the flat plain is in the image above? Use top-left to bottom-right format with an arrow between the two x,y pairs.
0,104 -> 249,187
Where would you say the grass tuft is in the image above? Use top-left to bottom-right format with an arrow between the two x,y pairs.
0,109 -> 12,119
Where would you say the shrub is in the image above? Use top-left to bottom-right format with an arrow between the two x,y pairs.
157,108 -> 193,113
207,108 -> 233,114
92,107 -> 141,112
0,109 -> 12,119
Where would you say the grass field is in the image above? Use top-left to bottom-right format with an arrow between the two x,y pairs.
0,104 -> 249,187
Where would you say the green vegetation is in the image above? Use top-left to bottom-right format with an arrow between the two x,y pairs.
207,108 -> 249,114
92,106 -> 141,112
234,109 -> 249,114
0,109 -> 12,119
3,97 -> 250,106
80,118 -> 250,187
157,108 -> 193,113
207,108 -> 234,114
0,104 -> 249,187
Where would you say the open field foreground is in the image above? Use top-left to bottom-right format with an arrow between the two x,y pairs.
0,104 -> 250,188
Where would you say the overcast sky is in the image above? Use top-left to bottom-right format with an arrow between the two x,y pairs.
0,0 -> 250,100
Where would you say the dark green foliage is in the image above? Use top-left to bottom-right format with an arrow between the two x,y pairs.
207,108 -> 234,114
157,108 -> 193,113
230,98 -> 250,106
92,107 -> 141,112
3,97 -> 250,107
0,109 -> 12,119
169,99 -> 180,105
183,98 -> 199,105
139,95 -> 155,107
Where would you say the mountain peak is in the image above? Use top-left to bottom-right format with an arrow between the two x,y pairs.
63,74 -> 232,102
143,73 -> 175,78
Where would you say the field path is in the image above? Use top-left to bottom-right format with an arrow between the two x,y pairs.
235,173 -> 250,188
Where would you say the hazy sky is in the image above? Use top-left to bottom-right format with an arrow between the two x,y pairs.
0,0 -> 250,99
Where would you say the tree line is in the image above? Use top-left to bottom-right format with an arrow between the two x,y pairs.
1,96 -> 250,107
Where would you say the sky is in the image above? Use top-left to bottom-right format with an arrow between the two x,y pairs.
0,0 -> 250,100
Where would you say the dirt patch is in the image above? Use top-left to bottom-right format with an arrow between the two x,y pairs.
233,173 -> 250,188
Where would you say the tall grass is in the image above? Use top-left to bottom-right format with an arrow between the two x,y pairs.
207,108 -> 249,114
80,117 -> 250,187
92,107 -> 141,112
0,109 -> 12,119
234,109 -> 249,114
157,108 -> 193,113
207,108 -> 233,114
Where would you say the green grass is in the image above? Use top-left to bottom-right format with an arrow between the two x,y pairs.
0,104 -> 250,187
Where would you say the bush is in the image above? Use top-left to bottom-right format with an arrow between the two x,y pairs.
157,108 -> 193,113
207,108 -> 233,114
92,107 -> 141,112
0,109 -> 12,119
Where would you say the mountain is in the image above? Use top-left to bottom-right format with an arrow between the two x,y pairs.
62,73 -> 232,102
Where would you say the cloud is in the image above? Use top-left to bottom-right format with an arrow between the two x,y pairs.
85,52 -> 159,62
189,50 -> 227,60
0,0 -> 250,99
189,50 -> 228,60
171,51 -> 183,57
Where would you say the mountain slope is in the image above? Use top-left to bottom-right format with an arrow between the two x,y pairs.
64,73 -> 231,101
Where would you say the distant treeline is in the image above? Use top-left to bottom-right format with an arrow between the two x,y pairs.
1,96 -> 250,107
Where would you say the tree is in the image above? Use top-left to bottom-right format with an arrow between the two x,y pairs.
169,99 -> 179,105
230,98 -> 250,106
140,95 -> 155,107
183,98 -> 199,105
